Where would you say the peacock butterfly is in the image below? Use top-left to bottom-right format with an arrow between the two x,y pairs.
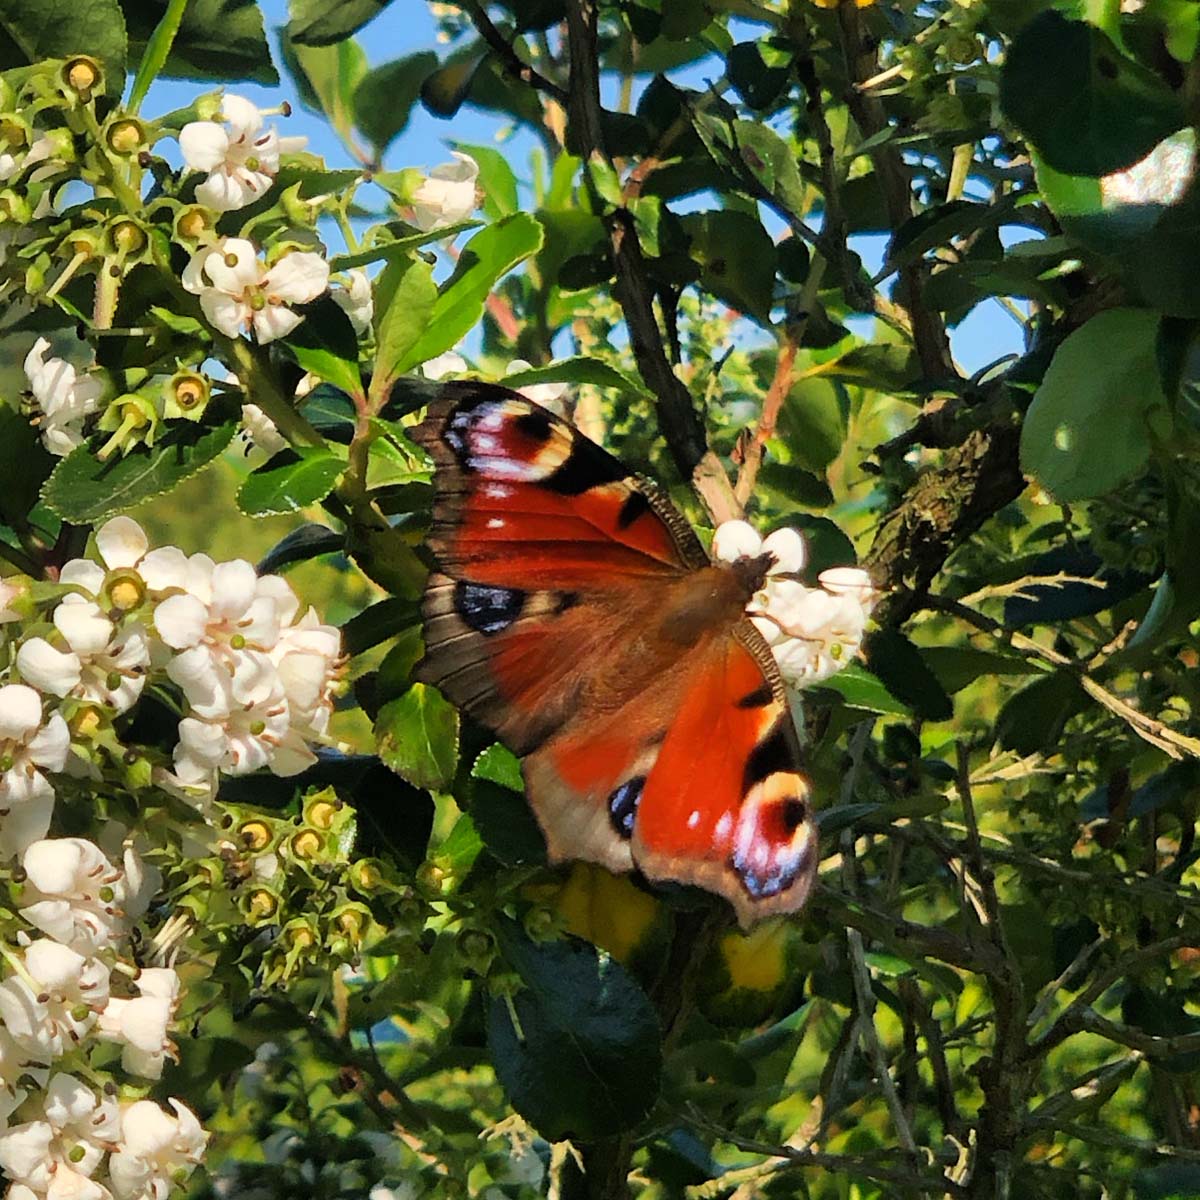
412,381 -> 817,927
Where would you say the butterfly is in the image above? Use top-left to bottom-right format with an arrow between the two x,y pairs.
412,381 -> 817,928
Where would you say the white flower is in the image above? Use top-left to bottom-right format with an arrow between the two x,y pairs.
24,339 -> 103,457
0,1074 -> 119,1195
0,940 -> 109,1059
272,608 -> 341,738
58,517 -> 190,606
505,359 -> 569,416
19,838 -> 158,953
332,267 -> 373,334
108,1099 -> 207,1200
0,685 -> 69,858
237,403 -> 287,456
713,521 -> 877,689
17,604 -> 151,714
181,237 -> 329,344
97,969 -> 180,1081
410,152 -> 479,231
421,350 -> 467,381
179,95 -> 304,212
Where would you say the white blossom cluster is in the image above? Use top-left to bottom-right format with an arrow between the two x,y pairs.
0,517 -> 342,1199
713,520 -> 879,687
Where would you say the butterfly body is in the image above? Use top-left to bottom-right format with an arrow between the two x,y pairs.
414,382 -> 817,927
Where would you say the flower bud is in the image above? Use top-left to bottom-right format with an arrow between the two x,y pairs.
103,566 -> 146,612
162,371 -> 210,422
305,796 -> 340,830
97,393 -> 159,461
62,56 -> 103,102
415,861 -> 446,896
456,928 -> 495,971
350,859 -> 383,892
105,117 -> 146,156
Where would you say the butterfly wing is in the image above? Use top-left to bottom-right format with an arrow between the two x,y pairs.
414,381 -> 816,925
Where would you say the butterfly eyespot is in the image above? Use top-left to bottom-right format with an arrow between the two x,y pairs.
780,795 -> 808,832
454,580 -> 526,635
608,776 -> 646,839
514,410 -> 553,442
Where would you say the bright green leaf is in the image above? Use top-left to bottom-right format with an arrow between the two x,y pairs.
371,255 -> 438,398
375,683 -> 459,793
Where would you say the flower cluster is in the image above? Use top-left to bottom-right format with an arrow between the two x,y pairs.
713,520 -> 878,688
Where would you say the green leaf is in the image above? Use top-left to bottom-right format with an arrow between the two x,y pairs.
126,0 -> 188,113
680,210 -> 776,324
862,629 -> 954,722
283,297 -> 363,399
0,0 -> 127,92
236,448 -> 345,517
472,743 -> 523,791
452,142 -> 519,219
42,422 -> 236,524
1000,11 -> 1185,177
470,779 -> 547,867
395,214 -> 544,373
502,356 -> 649,397
995,671 -> 1084,755
287,0 -> 392,46
920,646 -> 1042,694
340,597 -> 420,656
353,51 -> 437,155
123,0 -> 276,83
487,919 -> 663,1140
1133,1163 -> 1200,1200
375,683 -> 459,793
282,33 -> 367,147
371,255 -> 437,397
328,221 -> 482,272
816,664 -> 911,716
1020,308 -> 1169,501
0,406 -> 53,530
777,377 -> 846,472
256,523 -> 343,574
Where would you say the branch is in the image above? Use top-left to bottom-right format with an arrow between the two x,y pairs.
564,0 -> 740,524
461,0 -> 568,101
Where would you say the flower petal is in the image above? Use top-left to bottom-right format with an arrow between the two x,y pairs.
16,640 -> 80,698
95,516 -> 148,571
262,252 -> 330,305
178,121 -> 230,172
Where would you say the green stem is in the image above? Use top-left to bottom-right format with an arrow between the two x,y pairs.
226,337 -> 327,450
92,261 -> 122,330
127,0 -> 191,115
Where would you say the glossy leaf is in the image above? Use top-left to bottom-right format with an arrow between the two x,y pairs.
123,0 -> 276,83
375,683 -> 459,793
236,448 -> 345,517
42,422 -> 236,524
0,0 -> 127,91
487,919 -> 662,1140
287,0 -> 393,46
371,255 -> 438,397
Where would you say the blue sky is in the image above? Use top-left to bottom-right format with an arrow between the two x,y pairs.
143,0 -> 1023,375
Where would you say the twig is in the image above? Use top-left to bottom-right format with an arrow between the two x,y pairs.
461,0 -> 568,101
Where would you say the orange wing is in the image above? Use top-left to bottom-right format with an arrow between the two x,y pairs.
414,382 -> 816,925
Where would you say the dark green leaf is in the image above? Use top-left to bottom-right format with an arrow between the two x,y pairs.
921,646 -> 1042,694
340,597 -> 420,656
471,779 -> 546,867
995,671 -> 1084,755
287,0 -> 392,46
1002,543 -> 1156,627
0,0 -> 126,90
1133,1163 -> 1200,1199
487,919 -> 662,1140
42,422 -> 236,525
353,51 -> 437,154
236,448 -> 345,517
284,297 -> 363,399
1021,308 -> 1169,501
680,210 -> 776,324
863,629 -> 954,722
0,406 -> 53,529
122,0 -> 275,84
727,40 -> 791,111
777,378 -> 846,472
395,214 -> 544,373
1001,11 -> 1185,176
255,523 -> 343,574
375,683 -> 459,793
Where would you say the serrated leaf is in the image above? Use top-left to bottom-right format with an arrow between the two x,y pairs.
472,743 -> 523,791
487,919 -> 662,1140
42,422 -> 236,524
1020,308 -> 1169,501
237,448 -> 344,517
395,214 -> 544,373
375,683 -> 459,793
